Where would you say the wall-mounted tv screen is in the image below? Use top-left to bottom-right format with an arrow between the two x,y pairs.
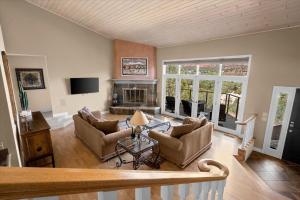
70,78 -> 99,94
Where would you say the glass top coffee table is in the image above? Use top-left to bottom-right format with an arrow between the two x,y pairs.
124,116 -> 171,134
115,134 -> 160,170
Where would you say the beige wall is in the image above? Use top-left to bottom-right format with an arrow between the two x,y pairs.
0,26 -> 21,166
0,0 -> 113,115
157,27 -> 300,149
7,55 -> 52,112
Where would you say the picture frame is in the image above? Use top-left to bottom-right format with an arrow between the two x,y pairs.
15,68 -> 46,90
121,57 -> 148,76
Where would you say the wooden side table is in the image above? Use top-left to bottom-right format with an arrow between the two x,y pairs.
20,111 -> 55,167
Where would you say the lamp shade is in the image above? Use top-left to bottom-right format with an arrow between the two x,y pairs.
130,110 -> 149,126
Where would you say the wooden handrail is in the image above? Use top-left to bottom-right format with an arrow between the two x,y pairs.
235,114 -> 258,125
0,162 -> 228,199
198,159 -> 229,178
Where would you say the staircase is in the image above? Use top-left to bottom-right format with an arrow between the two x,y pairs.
42,111 -> 73,130
0,159 -> 228,200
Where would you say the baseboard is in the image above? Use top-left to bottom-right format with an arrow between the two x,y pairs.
253,147 -> 263,153
53,112 -> 68,118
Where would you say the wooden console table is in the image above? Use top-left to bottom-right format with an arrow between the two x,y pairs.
20,111 -> 55,167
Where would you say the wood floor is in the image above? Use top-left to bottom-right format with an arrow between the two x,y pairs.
50,114 -> 289,200
247,151 -> 300,200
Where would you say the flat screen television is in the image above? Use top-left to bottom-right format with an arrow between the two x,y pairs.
70,78 -> 99,94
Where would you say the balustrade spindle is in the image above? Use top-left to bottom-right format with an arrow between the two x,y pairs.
161,185 -> 174,200
135,187 -> 151,200
98,191 -> 117,200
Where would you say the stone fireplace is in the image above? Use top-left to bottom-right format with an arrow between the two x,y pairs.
110,40 -> 159,115
110,79 -> 160,115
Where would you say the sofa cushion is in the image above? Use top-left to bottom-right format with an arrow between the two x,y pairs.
183,117 -> 208,130
87,114 -> 101,125
94,120 -> 120,135
78,107 -> 101,124
170,124 -> 195,138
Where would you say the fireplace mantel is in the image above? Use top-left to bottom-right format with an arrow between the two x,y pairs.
111,79 -> 157,84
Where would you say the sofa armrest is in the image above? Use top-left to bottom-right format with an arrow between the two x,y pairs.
91,110 -> 101,119
102,128 -> 132,144
149,130 -> 183,151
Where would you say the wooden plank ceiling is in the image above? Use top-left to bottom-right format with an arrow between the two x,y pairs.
26,0 -> 300,47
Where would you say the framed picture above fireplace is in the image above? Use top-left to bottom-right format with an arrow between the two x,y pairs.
121,57 -> 148,76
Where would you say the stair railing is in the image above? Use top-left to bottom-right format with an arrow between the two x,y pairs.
0,159 -> 229,200
235,114 -> 258,161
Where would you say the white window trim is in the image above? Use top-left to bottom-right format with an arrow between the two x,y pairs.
161,55 -> 252,136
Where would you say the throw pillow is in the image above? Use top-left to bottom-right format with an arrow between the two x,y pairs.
78,107 -> 100,124
199,117 -> 208,127
94,120 -> 119,135
78,110 -> 83,118
170,123 -> 195,138
182,117 -> 194,125
182,117 -> 208,130
87,114 -> 100,125
80,110 -> 90,121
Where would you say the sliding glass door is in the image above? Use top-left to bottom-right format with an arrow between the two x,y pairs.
162,56 -> 250,135
197,80 -> 216,121
216,80 -> 244,134
163,77 -> 177,116
179,78 -> 194,117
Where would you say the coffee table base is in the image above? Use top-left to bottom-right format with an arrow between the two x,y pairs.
115,144 -> 160,170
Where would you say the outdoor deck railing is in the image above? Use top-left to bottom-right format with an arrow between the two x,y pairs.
167,89 -> 240,118
0,159 -> 229,200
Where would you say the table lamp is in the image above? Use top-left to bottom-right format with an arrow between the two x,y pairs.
130,110 -> 149,139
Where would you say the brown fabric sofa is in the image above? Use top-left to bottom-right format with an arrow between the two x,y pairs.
149,122 -> 213,168
73,111 -> 132,161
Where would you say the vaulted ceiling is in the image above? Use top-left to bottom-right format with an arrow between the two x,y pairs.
26,0 -> 300,47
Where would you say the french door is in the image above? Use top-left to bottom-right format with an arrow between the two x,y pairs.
162,76 -> 247,135
263,87 -> 296,158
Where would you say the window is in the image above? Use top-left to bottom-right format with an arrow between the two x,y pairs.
180,64 -> 197,75
199,64 -> 219,75
164,57 -> 249,77
221,63 -> 248,76
166,64 -> 178,74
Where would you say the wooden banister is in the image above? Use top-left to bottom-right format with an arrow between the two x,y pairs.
235,114 -> 258,125
0,163 -> 228,199
198,159 -> 229,178
235,114 -> 258,162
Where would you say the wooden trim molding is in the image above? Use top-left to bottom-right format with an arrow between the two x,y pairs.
0,162 -> 228,199
1,51 -> 18,121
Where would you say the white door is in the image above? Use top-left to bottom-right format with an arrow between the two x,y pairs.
263,87 -> 296,158
214,79 -> 247,135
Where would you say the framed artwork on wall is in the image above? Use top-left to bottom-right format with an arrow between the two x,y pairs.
121,57 -> 148,76
15,68 -> 46,90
